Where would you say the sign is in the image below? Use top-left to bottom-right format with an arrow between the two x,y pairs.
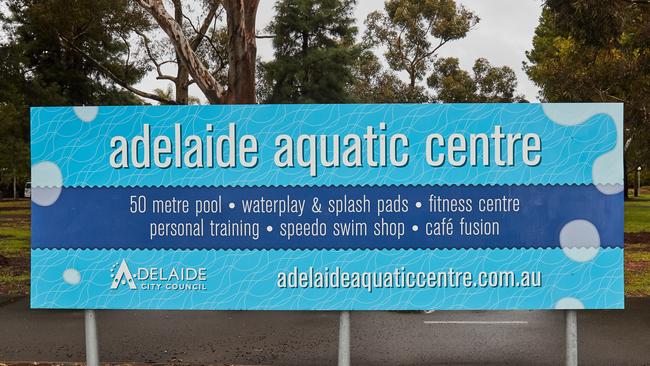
30,104 -> 623,310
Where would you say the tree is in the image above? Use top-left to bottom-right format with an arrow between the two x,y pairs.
135,0 -> 260,104
2,0 -> 150,105
5,0 -> 260,105
427,57 -> 525,102
349,50 -> 428,103
153,85 -> 201,104
261,0 -> 361,103
525,1 -> 650,198
0,59 -> 29,198
136,1 -> 228,104
364,0 -> 478,101
0,105 -> 29,199
1,0 -> 147,196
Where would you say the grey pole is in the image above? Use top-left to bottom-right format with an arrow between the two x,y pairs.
84,310 -> 100,366
338,311 -> 351,366
565,310 -> 578,366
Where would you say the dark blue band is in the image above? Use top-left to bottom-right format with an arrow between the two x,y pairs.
32,185 -> 622,250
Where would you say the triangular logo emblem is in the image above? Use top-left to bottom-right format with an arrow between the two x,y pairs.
110,259 -> 136,290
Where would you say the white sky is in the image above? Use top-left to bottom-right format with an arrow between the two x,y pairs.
137,0 -> 544,102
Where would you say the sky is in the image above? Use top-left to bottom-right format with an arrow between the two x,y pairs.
137,0 -> 544,102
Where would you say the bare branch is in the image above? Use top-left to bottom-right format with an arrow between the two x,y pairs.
136,30 -> 178,82
119,33 -> 131,71
60,35 -> 178,105
135,0 -> 224,103
182,10 -> 223,57
422,39 -> 449,62
188,2 -> 221,50
182,7 -> 227,67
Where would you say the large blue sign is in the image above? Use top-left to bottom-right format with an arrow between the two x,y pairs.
30,104 -> 623,310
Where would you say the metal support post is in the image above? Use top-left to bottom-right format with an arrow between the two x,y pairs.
85,309 -> 100,366
338,311 -> 351,366
565,310 -> 577,366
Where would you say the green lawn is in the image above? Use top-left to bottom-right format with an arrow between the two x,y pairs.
623,191 -> 650,296
0,200 -> 30,295
625,244 -> 650,296
624,194 -> 650,232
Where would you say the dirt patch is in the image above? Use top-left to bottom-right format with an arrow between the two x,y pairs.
9,254 -> 27,270
0,280 -> 29,295
0,253 -> 29,272
0,206 -> 28,211
0,216 -> 30,226
624,232 -> 650,245
626,260 -> 650,273
0,253 -> 29,295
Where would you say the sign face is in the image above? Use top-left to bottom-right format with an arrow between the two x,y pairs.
30,104 -> 623,310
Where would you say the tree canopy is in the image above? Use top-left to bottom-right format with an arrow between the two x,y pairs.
349,50 -> 427,103
364,0 -> 479,101
261,0 -> 361,103
2,0 -> 150,105
428,57 -> 525,102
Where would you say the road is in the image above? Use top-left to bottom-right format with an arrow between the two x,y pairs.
0,297 -> 648,365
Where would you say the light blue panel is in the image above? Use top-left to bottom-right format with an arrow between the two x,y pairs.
30,104 -> 621,187
31,248 -> 623,310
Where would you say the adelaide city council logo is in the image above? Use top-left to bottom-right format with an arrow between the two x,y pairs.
110,259 -> 208,291
111,259 -> 136,289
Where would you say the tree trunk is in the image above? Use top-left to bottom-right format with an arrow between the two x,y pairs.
302,31 -> 309,89
12,168 -> 17,200
176,66 -> 190,104
172,0 -> 190,104
624,159 -> 630,200
223,0 -> 260,104
407,68 -> 417,102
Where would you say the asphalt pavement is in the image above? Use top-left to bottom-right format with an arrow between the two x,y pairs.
0,296 -> 648,365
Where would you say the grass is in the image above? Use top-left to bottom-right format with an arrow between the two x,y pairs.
0,209 -> 29,216
624,193 -> 650,232
0,273 -> 29,282
0,200 -> 29,209
620,189 -> 650,297
625,244 -> 650,296
0,199 -> 30,295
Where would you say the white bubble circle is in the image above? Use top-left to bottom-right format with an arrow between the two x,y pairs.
31,161 -> 63,206
555,297 -> 585,310
594,184 -> 624,195
62,268 -> 81,285
560,219 -> 600,262
73,106 -> 99,122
